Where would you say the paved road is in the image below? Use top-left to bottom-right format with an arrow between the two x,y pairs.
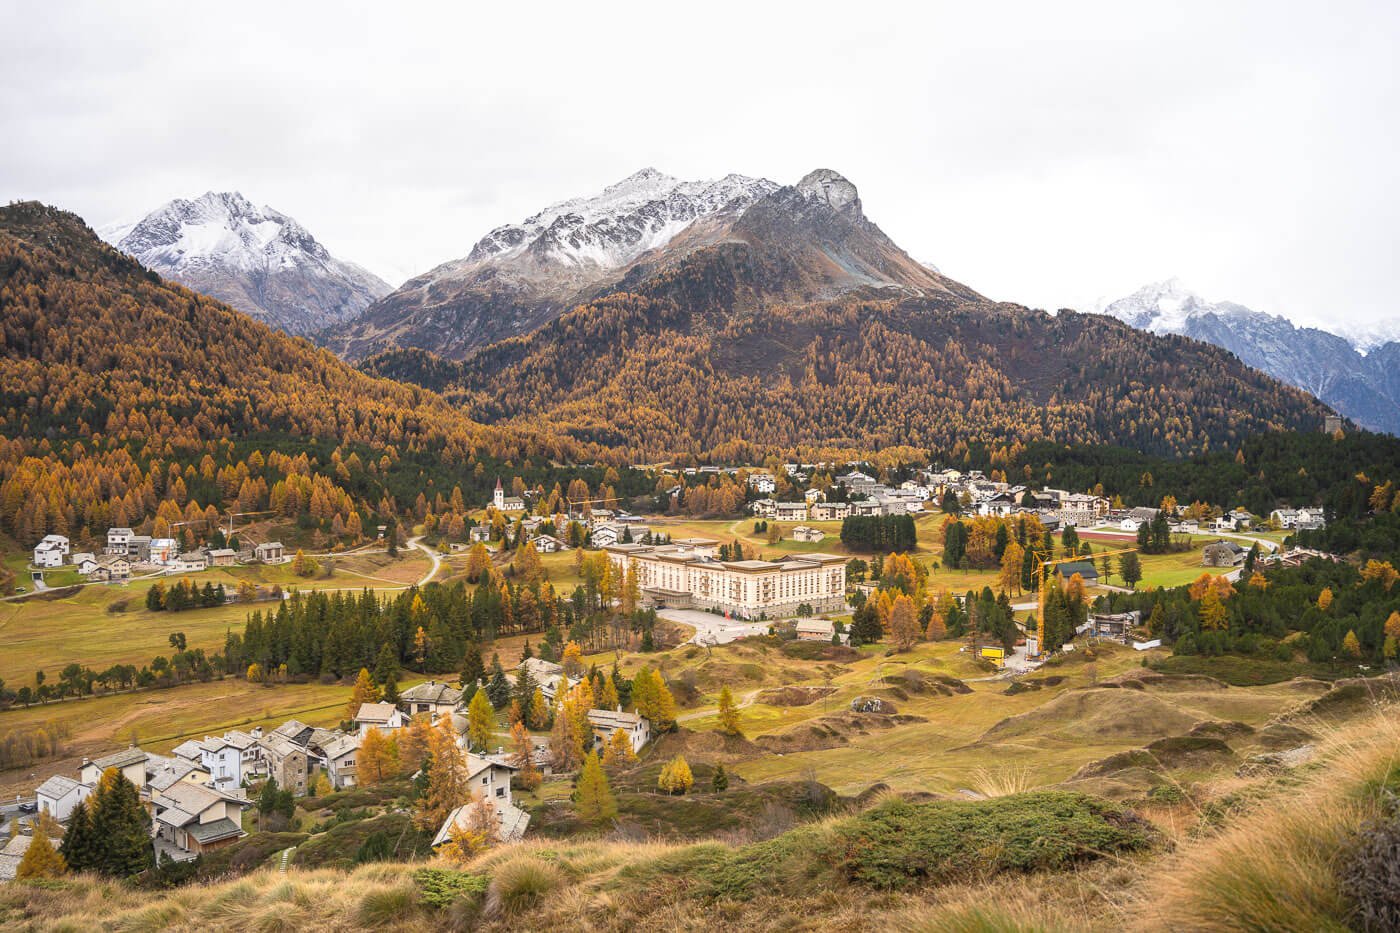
658,608 -> 772,645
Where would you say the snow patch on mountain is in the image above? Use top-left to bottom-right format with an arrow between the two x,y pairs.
466,168 -> 778,269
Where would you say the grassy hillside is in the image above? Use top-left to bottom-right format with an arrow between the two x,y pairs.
5,690 -> 1395,931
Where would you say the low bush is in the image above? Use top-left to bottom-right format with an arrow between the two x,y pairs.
633,792 -> 1154,900
413,867 -> 489,910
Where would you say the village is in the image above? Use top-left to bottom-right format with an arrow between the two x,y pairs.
0,458 -> 1346,882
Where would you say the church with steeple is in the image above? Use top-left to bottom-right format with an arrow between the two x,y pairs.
489,477 -> 526,512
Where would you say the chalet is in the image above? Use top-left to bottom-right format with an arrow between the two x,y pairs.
530,533 -> 565,553
106,527 -> 133,555
253,541 -> 286,563
749,498 -> 777,518
774,502 -> 809,522
469,525 -> 492,543
151,782 -> 246,858
92,555 -> 131,582
1271,507 -> 1326,531
1119,507 -> 1160,531
590,524 -> 628,548
79,746 -> 149,789
1055,561 -> 1099,589
978,493 -> 1019,517
809,501 -> 851,522
1170,519 -> 1200,534
173,551 -> 209,572
319,734 -> 361,789
38,533 -> 69,555
258,734 -> 309,796
190,731 -> 260,790
32,540 -> 64,568
432,766 -> 531,848
145,756 -> 212,796
804,488 -> 823,504
35,774 -> 90,822
354,702 -> 407,736
792,526 -> 825,543
399,680 -> 464,719
518,657 -> 569,701
747,473 -> 776,494
795,618 -> 846,643
586,709 -> 651,754
72,553 -> 99,576
207,548 -> 237,567
1202,539 -> 1247,567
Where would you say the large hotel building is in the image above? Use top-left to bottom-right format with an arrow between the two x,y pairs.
604,538 -> 849,619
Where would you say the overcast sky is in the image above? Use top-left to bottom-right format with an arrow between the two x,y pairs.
4,1 -> 1397,332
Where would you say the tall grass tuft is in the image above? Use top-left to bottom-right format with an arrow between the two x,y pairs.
486,855 -> 563,917
1147,704 -> 1400,930
968,765 -> 1036,798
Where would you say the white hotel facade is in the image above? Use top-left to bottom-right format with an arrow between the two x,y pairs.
604,539 -> 848,619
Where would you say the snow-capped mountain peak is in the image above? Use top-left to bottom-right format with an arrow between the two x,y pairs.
466,168 -> 779,268
102,192 -> 391,335
1099,279 -> 1400,435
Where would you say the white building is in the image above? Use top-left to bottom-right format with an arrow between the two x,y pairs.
587,709 -> 651,753
605,540 -> 848,620
747,473 -> 776,494
354,702 -> 407,736
32,541 -> 64,567
106,527 -> 133,555
35,774 -> 90,822
774,502 -> 808,522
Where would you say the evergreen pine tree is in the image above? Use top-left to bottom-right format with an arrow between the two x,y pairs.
59,798 -> 97,872
91,769 -> 153,877
712,764 -> 729,792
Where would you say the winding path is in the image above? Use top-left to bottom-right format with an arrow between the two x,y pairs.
408,535 -> 443,587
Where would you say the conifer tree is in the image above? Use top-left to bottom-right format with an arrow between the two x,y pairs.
573,753 -> 617,824
16,829 -> 65,879
358,727 -> 397,785
58,798 -> 97,872
466,688 -> 496,751
658,754 -> 694,795
601,727 -> 638,769
510,720 -> 542,791
90,769 -> 152,876
485,654 -> 512,708
345,667 -> 380,721
716,685 -> 744,737
712,764 -> 729,792
414,716 -> 470,832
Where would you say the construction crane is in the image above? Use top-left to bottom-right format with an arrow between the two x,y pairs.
564,495 -> 624,518
1028,543 -> 1140,658
223,509 -> 276,537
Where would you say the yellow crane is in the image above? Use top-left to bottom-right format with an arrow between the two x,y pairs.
1028,543 -> 1140,658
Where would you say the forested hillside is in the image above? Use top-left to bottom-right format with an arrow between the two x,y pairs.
368,282 -> 1331,462
0,202 -> 583,550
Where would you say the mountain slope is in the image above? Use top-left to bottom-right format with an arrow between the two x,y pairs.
327,168 -> 977,360
0,201 -> 578,545
1101,280 -> 1400,434
363,174 -> 1329,461
101,191 -> 391,336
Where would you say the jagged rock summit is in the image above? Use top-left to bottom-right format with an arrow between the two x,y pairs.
328,167 -> 974,360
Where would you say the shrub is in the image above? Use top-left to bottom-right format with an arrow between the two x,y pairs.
413,867 -> 489,910
1147,783 -> 1187,805
637,792 -> 1154,900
